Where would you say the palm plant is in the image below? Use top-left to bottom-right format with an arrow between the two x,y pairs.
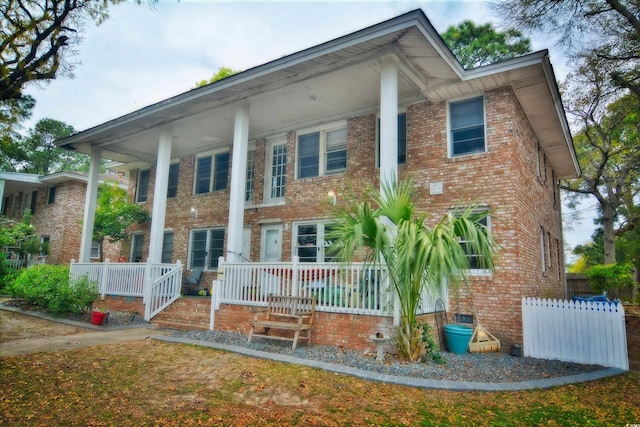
330,178 -> 497,361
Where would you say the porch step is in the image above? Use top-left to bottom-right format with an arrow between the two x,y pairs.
151,296 -> 211,331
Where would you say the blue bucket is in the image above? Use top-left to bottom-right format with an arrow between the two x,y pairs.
444,324 -> 473,354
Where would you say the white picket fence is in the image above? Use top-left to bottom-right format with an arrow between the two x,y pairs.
522,297 -> 628,370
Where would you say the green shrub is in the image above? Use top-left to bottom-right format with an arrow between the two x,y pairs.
585,263 -> 635,299
7,265 -> 98,315
0,253 -> 19,293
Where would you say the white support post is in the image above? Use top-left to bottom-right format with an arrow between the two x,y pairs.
379,55 -> 399,192
100,259 -> 110,299
227,102 -> 250,263
0,179 -> 5,214
79,148 -> 102,263
148,128 -> 173,263
292,255 -> 299,297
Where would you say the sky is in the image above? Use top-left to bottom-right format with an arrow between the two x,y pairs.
20,0 -> 598,260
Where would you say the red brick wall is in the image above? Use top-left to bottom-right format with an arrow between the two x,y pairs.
127,86 -> 566,349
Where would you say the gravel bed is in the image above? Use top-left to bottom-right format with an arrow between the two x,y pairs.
171,329 -> 605,383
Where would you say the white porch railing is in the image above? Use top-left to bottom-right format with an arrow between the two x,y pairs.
219,257 -> 394,316
522,297 -> 628,370
4,257 -> 46,272
69,259 -> 183,320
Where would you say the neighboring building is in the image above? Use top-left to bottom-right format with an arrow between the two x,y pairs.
57,10 -> 579,347
0,171 -> 125,265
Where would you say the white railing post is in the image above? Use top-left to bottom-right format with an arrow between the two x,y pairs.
143,258 -> 152,308
291,256 -> 299,297
100,259 -> 110,298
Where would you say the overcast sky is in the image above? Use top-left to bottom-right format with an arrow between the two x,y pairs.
21,0 -> 598,259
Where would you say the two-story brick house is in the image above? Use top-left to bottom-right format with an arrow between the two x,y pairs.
57,10 -> 579,348
0,171 -> 124,265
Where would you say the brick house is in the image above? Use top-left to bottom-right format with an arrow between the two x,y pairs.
57,10 -> 579,349
0,171 -> 124,265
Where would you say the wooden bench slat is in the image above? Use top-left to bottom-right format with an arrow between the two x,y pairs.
248,294 -> 316,350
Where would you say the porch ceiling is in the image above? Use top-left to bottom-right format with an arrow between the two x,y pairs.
57,9 -> 578,178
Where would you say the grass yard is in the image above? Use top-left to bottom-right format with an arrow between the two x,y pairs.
1,340 -> 638,426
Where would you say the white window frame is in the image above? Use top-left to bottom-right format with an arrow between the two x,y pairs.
188,227 -> 225,271
136,169 -> 150,203
292,220 -> 339,263
263,136 -> 287,205
90,240 -> 100,259
452,208 -> 492,276
245,147 -> 256,205
193,148 -> 230,195
296,121 -> 347,179
447,95 -> 487,158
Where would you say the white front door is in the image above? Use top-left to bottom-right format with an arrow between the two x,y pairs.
261,224 -> 282,262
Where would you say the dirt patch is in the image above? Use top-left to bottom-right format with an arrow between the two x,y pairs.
0,310 -> 87,342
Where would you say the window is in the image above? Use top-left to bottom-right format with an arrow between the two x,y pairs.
294,222 -> 339,263
131,233 -> 144,262
136,169 -> 150,203
540,227 -> 547,273
40,236 -> 50,256
552,170 -> 558,209
245,150 -> 255,203
189,228 -> 225,270
162,232 -> 174,264
167,163 -> 179,198
450,96 -> 485,156
457,214 -> 490,271
90,240 -> 100,259
266,142 -> 287,201
297,124 -> 347,178
377,112 -> 407,166
195,151 -> 229,194
47,186 -> 57,204
30,190 -> 38,214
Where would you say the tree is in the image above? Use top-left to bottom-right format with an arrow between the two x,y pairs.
194,67 -> 240,88
0,0 -> 150,104
492,0 -> 640,97
561,61 -> 640,264
93,180 -> 150,261
1,118 -> 87,174
440,20 -> 531,69
330,179 -> 496,361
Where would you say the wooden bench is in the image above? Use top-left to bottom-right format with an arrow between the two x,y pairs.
248,295 -> 316,350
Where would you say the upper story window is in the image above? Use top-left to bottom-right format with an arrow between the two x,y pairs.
245,149 -> 255,203
264,140 -> 287,203
136,169 -> 150,203
195,150 -> 229,194
47,186 -> 57,205
449,96 -> 485,157
297,123 -> 347,179
167,163 -> 179,198
377,112 -> 407,166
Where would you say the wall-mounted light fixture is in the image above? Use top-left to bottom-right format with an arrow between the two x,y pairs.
327,191 -> 337,206
190,207 -> 198,219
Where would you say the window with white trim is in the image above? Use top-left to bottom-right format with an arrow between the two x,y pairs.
377,112 -> 407,166
162,232 -> 174,264
189,228 -> 225,270
245,149 -> 255,203
90,240 -> 100,259
194,150 -> 229,194
540,227 -> 547,273
131,233 -> 144,262
167,163 -> 179,198
294,222 -> 339,263
264,140 -> 287,202
449,96 -> 485,157
456,212 -> 491,273
136,169 -> 150,203
297,124 -> 347,178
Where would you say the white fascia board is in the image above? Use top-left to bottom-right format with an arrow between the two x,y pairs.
0,172 -> 42,184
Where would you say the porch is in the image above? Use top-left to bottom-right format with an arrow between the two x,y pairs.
75,257 -> 448,351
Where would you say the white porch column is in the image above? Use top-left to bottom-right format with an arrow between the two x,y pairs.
148,128 -> 173,263
227,102 -> 250,263
379,56 -> 399,191
79,147 -> 102,262
0,179 -> 5,213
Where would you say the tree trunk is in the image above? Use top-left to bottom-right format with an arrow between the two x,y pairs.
602,204 -> 617,264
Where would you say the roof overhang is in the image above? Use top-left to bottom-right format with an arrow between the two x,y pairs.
56,9 -> 579,179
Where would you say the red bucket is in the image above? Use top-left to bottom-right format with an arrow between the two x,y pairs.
91,311 -> 106,325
